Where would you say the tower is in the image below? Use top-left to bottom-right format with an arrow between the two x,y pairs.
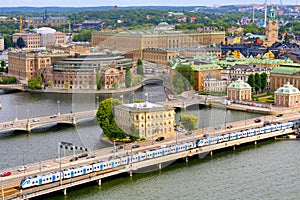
265,7 -> 278,46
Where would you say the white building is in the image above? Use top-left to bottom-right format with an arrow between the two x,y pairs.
37,27 -> 66,47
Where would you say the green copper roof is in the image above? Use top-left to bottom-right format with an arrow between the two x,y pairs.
275,82 -> 300,94
227,79 -> 251,89
193,63 -> 222,71
271,67 -> 300,75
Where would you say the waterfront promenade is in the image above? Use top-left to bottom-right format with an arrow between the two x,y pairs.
1,111 -> 299,200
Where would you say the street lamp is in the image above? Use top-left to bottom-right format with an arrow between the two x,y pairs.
57,100 -> 60,115
120,95 -> 123,104
15,105 -> 18,121
145,93 -> 148,102
26,109 -> 30,122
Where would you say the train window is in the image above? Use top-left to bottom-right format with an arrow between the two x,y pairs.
57,176 -> 59,178
32,181 -> 34,184
43,179 -> 45,181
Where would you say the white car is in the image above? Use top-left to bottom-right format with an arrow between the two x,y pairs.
18,166 -> 28,172
32,118 -> 40,122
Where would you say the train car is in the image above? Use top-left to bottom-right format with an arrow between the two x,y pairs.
121,156 -> 130,165
222,134 -> 230,142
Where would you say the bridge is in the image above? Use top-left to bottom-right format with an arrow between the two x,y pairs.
0,110 -> 97,133
0,84 -> 25,91
1,112 -> 299,200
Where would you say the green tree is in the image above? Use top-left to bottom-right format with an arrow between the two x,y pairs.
137,59 -> 144,76
16,37 -> 25,48
72,29 -> 92,42
28,78 -> 42,89
47,80 -> 53,88
247,74 -> 255,88
132,75 -> 143,86
129,124 -> 139,139
96,70 -> 102,90
260,72 -> 267,92
125,66 -> 131,88
64,81 -> 69,89
180,114 -> 198,130
112,80 -> 119,89
284,34 -> 290,43
176,65 -> 195,87
254,73 -> 261,93
1,60 -> 5,67
96,98 -> 125,139
172,72 -> 185,94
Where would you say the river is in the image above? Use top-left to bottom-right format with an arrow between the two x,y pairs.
0,85 -> 299,199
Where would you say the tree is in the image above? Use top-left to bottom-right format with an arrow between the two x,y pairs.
132,75 -> 143,86
284,34 -> 290,43
1,60 -> 5,67
260,72 -> 267,92
64,81 -> 69,89
254,73 -> 261,93
125,66 -> 131,88
96,70 -> 102,90
112,80 -> 119,89
180,114 -> 198,130
247,74 -> 255,88
16,37 -> 25,48
176,65 -> 195,87
28,78 -> 42,89
96,98 -> 125,140
137,59 -> 144,76
172,72 -> 185,94
129,124 -> 139,139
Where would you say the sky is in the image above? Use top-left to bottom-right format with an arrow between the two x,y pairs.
0,0 -> 295,7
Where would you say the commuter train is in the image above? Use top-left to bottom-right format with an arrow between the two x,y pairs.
20,121 -> 294,189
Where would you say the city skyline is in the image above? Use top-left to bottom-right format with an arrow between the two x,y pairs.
0,0 -> 294,7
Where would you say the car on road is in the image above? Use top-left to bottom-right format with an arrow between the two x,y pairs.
276,114 -> 283,117
50,115 -> 57,119
131,144 -> 140,149
214,126 -> 221,130
42,164 -> 50,168
1,171 -> 12,177
226,125 -> 233,129
86,155 -> 96,159
78,153 -> 88,158
69,157 -> 78,162
32,118 -> 40,122
18,166 -> 28,172
254,118 -> 261,123
155,137 -> 165,142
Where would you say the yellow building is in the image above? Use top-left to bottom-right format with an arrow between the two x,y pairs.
114,102 -> 175,139
92,30 -> 225,53
12,33 -> 40,48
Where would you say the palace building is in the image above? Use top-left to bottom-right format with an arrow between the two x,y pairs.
114,102 -> 175,139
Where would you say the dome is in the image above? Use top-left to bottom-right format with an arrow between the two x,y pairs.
275,82 -> 300,94
157,22 -> 169,26
37,27 -> 56,34
227,79 -> 251,89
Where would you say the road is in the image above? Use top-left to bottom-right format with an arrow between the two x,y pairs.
1,111 -> 299,198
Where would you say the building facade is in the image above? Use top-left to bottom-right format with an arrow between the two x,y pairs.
8,51 -> 66,81
270,63 -> 300,91
114,102 -> 175,139
0,36 -> 4,51
52,54 -> 132,90
204,74 -> 229,93
102,66 -> 125,89
12,33 -> 40,48
227,79 -> 252,101
92,30 -> 225,52
274,82 -> 300,108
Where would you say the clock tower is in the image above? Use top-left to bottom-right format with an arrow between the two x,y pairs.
265,7 -> 278,46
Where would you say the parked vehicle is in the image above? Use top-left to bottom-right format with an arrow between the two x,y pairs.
131,144 -> 140,149
276,114 -> 283,117
69,157 -> 78,162
32,118 -> 40,122
50,115 -> 57,119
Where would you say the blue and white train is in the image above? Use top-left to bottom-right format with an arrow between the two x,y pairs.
20,121 -> 294,189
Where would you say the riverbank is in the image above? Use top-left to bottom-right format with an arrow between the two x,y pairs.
26,84 -> 143,94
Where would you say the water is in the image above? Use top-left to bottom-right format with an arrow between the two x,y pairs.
44,140 -> 300,200
1,85 -> 299,199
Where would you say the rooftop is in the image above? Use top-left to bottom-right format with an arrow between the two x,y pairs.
275,82 -> 300,94
227,79 -> 251,89
115,102 -> 173,112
